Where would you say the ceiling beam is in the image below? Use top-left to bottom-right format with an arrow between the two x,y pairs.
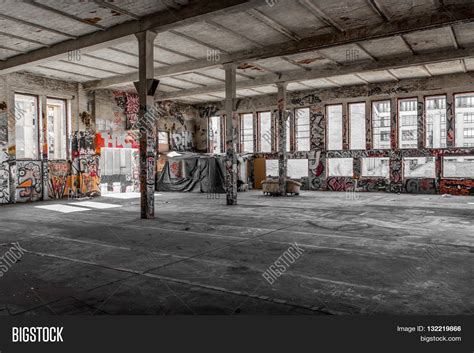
0,13 -> 77,39
0,45 -> 25,54
83,8 -> 474,90
204,19 -> 263,47
36,65 -> 98,80
297,0 -> 344,32
0,31 -> 50,47
169,30 -> 229,53
25,0 -> 107,30
0,0 -> 269,73
246,9 -> 301,41
447,25 -> 460,49
92,0 -> 140,20
399,35 -> 416,55
367,0 -> 391,22
82,53 -> 138,69
57,60 -> 123,75
156,46 -> 474,99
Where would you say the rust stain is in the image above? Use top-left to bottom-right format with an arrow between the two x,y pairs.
110,10 -> 122,16
237,63 -> 264,71
296,57 -> 320,65
83,17 -> 102,25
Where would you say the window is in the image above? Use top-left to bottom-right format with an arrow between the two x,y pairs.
349,102 -> 366,150
464,128 -> 474,138
258,111 -> 272,152
463,113 -> 474,123
426,95 -> 446,148
209,116 -> 222,153
286,113 -> 291,152
361,157 -> 389,178
372,100 -> 390,149
15,93 -> 39,159
266,159 -> 308,178
158,131 -> 170,153
403,157 -> 435,178
295,108 -> 310,151
443,156 -> 474,178
455,93 -> 474,147
265,159 -> 278,177
398,98 -> 417,149
288,159 -> 308,178
240,113 -> 254,153
327,104 -> 343,150
328,158 -> 353,177
46,98 -> 67,160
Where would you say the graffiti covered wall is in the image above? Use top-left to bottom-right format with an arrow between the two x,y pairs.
0,151 -> 9,203
47,161 -> 69,199
16,160 -> 42,202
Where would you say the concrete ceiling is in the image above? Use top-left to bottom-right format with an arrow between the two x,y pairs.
0,0 -> 474,103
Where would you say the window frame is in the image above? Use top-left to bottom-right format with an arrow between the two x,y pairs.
14,92 -> 41,160
348,101 -> 366,150
397,97 -> 418,149
294,107 -> 310,152
371,99 -> 391,150
46,96 -> 69,160
326,103 -> 343,151
257,110 -> 272,153
239,112 -> 254,153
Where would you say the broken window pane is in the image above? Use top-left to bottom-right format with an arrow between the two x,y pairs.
361,157 -> 389,178
403,157 -> 435,178
15,93 -> 39,159
372,100 -> 391,149
328,158 -> 353,177
327,104 -> 343,150
399,98 -> 418,149
209,116 -> 222,153
455,93 -> 474,147
349,102 -> 366,150
426,95 -> 446,148
443,156 -> 474,178
240,113 -> 254,153
295,108 -> 310,151
288,159 -> 308,178
258,111 -> 272,152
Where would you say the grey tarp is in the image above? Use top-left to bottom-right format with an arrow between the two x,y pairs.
157,155 -> 226,193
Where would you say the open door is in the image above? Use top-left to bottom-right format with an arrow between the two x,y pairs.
253,157 -> 266,189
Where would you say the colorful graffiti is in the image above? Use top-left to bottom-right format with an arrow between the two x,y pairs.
0,152 -> 9,203
169,160 -> 183,179
16,161 -> 42,202
71,130 -> 100,196
48,161 -> 69,199
440,179 -> 474,196
198,104 -> 218,119
0,105 -> 7,146
96,131 -> 139,149
112,91 -> 140,130
171,131 -> 194,152
357,178 -> 387,192
326,177 -> 355,191
405,178 -> 436,194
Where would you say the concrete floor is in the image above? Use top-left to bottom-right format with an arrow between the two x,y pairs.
0,191 -> 473,315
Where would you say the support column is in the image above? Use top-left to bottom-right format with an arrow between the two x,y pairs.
40,96 -> 49,200
277,82 -> 287,196
224,63 -> 238,205
135,30 -> 158,219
